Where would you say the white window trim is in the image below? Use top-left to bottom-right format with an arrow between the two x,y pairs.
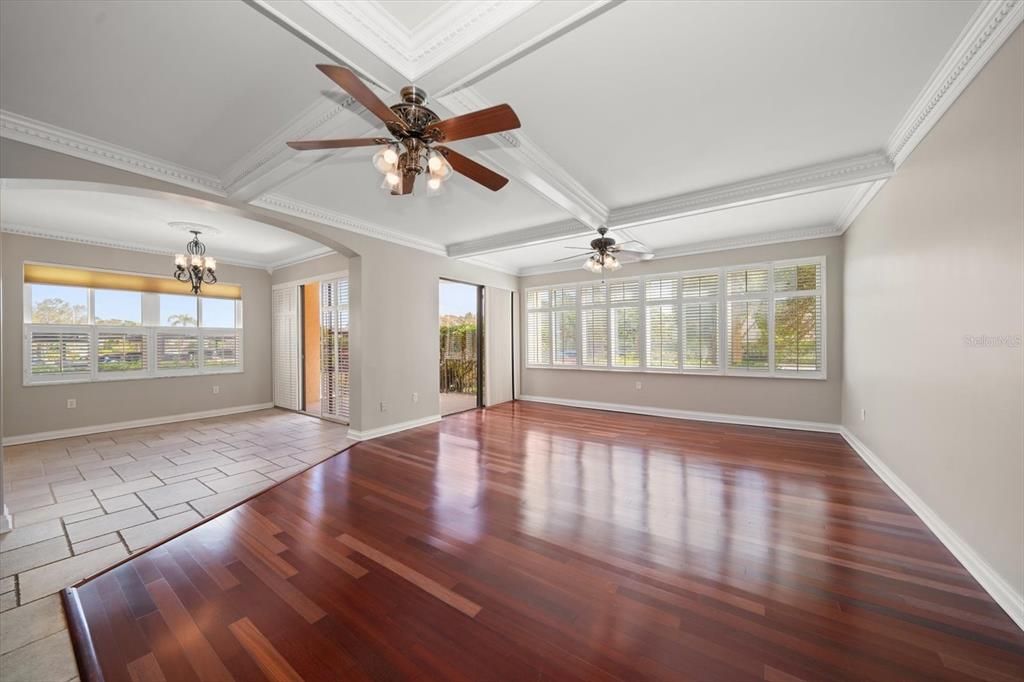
23,285 -> 244,386
523,256 -> 827,380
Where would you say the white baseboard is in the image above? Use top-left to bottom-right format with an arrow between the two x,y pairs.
1,402 -> 276,446
518,395 -> 840,433
348,414 -> 441,441
0,505 -> 12,534
840,426 -> 1024,632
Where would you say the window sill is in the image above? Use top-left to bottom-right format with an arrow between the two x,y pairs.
523,364 -> 827,381
24,368 -> 243,387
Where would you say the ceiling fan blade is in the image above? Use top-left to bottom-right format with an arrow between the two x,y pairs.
316,64 -> 405,129
615,249 -> 655,262
436,146 -> 509,191
562,246 -> 594,250
391,169 -> 416,196
287,137 -> 393,151
426,104 -> 521,143
553,253 -> 591,263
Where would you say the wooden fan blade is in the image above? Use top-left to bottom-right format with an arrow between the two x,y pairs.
316,64 -> 404,129
553,252 -> 592,263
436,146 -> 509,191
391,169 -> 416,196
426,104 -> 520,143
287,137 -> 392,151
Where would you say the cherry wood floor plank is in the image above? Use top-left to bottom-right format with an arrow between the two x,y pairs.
64,402 -> 1024,681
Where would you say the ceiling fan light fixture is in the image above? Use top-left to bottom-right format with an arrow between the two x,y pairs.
604,254 -> 622,271
384,170 -> 401,187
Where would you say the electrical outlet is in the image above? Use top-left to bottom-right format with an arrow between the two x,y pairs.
860,408 -> 866,422
635,381 -> 642,391
212,385 -> 220,394
67,399 -> 77,409
380,401 -> 388,412
412,392 -> 419,403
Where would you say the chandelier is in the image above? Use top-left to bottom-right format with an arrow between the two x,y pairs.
173,230 -> 217,295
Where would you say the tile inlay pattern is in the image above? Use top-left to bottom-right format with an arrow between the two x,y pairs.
63,402 -> 1023,681
0,408 -> 351,682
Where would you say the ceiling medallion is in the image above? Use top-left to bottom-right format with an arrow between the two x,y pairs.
287,65 -> 521,196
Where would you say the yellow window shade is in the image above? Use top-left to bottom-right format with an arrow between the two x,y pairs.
24,264 -> 241,300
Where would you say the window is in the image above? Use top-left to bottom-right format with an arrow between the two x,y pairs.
24,281 -> 242,385
524,256 -> 824,379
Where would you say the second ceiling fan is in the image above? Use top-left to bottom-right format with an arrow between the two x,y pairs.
288,65 -> 521,196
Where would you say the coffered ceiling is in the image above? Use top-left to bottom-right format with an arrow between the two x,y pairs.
1,0 -> 1020,274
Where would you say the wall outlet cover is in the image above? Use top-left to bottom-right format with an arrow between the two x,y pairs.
67,399 -> 77,409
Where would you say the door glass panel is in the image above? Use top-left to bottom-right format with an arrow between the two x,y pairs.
440,280 -> 481,415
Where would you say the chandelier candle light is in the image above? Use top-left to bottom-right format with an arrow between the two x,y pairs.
174,230 -> 217,295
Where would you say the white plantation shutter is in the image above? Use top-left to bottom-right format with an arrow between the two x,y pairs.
726,266 -> 770,371
29,329 -> 90,380
156,332 -> 199,370
580,282 -> 607,367
551,286 -> 577,366
645,278 -> 679,369
272,286 -> 299,410
682,273 -> 719,370
526,289 -> 552,366
773,262 -> 823,373
97,330 -> 147,374
609,280 -> 641,368
321,278 -> 350,422
202,333 -> 240,371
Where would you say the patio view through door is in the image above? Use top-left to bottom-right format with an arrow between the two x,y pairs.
440,279 -> 482,416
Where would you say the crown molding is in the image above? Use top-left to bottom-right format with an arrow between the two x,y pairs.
610,152 -> 893,229
836,178 -> 889,232
887,0 -> 1023,168
250,193 -> 447,256
0,110 -> 225,196
222,94 -> 360,198
0,221 -> 319,271
304,1 -> 539,81
515,224 -> 843,278
447,218 -> 589,258
266,245 -> 337,272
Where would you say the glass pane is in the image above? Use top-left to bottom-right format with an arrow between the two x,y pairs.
775,296 -> 822,372
156,334 -> 198,369
611,307 -> 640,367
30,284 -> 88,324
201,298 -> 236,328
645,279 -> 678,301
580,283 -> 606,306
94,289 -> 141,326
775,263 -> 821,292
526,290 -> 550,309
682,273 -> 720,298
527,312 -> 551,364
551,287 -> 577,308
30,331 -> 90,375
552,310 -> 577,365
645,304 -> 678,368
160,295 -> 198,327
726,268 -> 769,295
203,334 -> 240,368
98,333 -> 146,372
608,280 -> 640,303
683,302 -> 719,369
728,300 -> 769,369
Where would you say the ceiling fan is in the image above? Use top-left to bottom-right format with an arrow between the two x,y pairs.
554,227 -> 654,273
287,65 -> 521,196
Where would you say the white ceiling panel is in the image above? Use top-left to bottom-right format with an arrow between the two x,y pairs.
471,183 -> 866,273
0,188 -> 327,268
377,1 -> 451,31
473,0 -> 979,207
0,0 -> 333,176
276,153 -> 569,244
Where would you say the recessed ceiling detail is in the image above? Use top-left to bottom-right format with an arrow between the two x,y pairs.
1,0 -> 1018,275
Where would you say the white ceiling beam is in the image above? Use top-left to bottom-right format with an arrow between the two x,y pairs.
448,151 -> 893,258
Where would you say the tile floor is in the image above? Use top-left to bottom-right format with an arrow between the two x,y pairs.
0,408 -> 352,682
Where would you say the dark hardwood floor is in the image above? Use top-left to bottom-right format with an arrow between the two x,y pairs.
66,401 -> 1024,681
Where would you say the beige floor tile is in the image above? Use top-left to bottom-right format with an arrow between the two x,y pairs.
203,470 -> 268,493
99,494 -> 142,514
0,629 -> 76,682
19,544 -> 128,603
0,576 -> 14,594
218,458 -> 271,477
151,456 -> 233,481
65,506 -> 155,544
265,464 -> 308,482
13,498 -> 99,528
0,520 -> 64,553
121,510 -> 202,552
92,476 -> 163,500
154,504 -> 190,518
0,537 -> 71,578
6,492 -> 59,515
71,533 -> 122,555
61,508 -> 105,524
0,594 -> 67,655
137,479 -> 213,510
0,592 -> 16,612
190,481 -> 270,516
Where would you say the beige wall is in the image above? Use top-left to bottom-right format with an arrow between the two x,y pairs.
1,232 -> 273,438
271,252 -> 348,286
842,28 -> 1023,600
519,236 -> 843,424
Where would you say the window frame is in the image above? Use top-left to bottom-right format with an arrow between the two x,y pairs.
23,283 -> 244,386
523,255 -> 826,380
